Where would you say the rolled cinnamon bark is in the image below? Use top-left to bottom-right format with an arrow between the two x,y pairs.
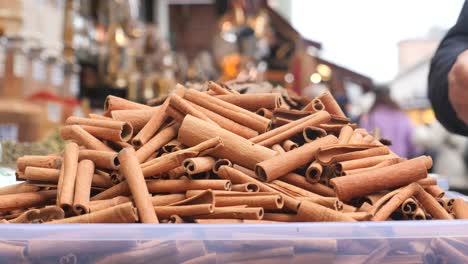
414,186 -> 452,220
338,125 -> 354,144
255,135 -> 338,182
262,213 -> 298,222
89,113 -> 112,120
372,183 -> 420,221
342,158 -> 401,175
104,95 -> 151,112
303,126 -> 327,142
299,196 -> 343,211
424,185 -> 445,199
111,109 -> 156,133
142,137 -> 223,177
58,143 -> 80,209
416,178 -> 438,186
152,194 -> 187,206
270,180 -> 321,198
0,190 -> 56,212
183,157 -> 216,174
305,161 -> 323,183
79,149 -> 119,170
135,123 -> 179,163
280,173 -> 335,197
345,211 -> 372,221
88,196 -> 131,213
169,94 -> 216,125
256,108 -> 273,119
250,111 -> 331,147
146,179 -> 231,193
118,147 -> 159,223
166,105 -> 185,122
0,182 -> 40,195
184,89 -> 271,133
296,201 -> 356,222
217,166 -> 300,211
189,101 -> 259,139
24,167 -> 111,189
165,166 -> 186,179
9,206 -> 64,223
91,181 -> 131,201
17,155 -> 62,172
215,93 -> 282,111
162,139 -> 182,153
178,115 -> 276,169
401,198 -> 419,215
452,199 -> 468,219
336,154 -> 400,173
24,167 -> 60,182
438,197 -> 455,213
315,145 -> 385,165
73,160 -> 95,215
412,207 -> 426,220
282,140 -> 298,151
48,203 -> 138,223
330,156 -> 432,202
60,125 -> 115,152
132,100 -> 169,147
66,116 -> 133,142
194,207 -> 264,220
212,159 -> 232,174
207,81 -> 232,95
154,204 -> 214,219
315,92 -> 346,117
271,144 -> 286,155
348,131 -> 364,144
231,183 -> 259,192
214,194 -> 283,209
169,215 -> 185,223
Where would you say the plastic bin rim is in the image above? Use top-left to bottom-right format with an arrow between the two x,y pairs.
1,220 -> 468,240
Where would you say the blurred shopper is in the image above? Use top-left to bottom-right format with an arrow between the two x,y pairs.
359,86 -> 417,158
429,1 -> 468,136
413,121 -> 468,191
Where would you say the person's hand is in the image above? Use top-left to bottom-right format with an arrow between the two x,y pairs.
449,50 -> 468,124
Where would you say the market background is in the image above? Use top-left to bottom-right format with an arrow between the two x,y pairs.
0,0 -> 466,192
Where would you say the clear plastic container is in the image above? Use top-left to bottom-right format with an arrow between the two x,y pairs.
0,191 -> 466,263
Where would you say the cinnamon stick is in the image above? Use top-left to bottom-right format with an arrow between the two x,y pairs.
104,95 -> 151,112
452,199 -> 468,219
111,109 -> 156,133
135,123 -> 179,163
330,156 -> 432,202
72,160 -> 95,215
60,125 -> 115,152
216,93 -> 282,111
17,155 -> 62,172
48,203 -> 138,223
79,149 -> 119,170
178,115 -> 276,169
57,142 -> 80,209
132,100 -> 169,147
255,135 -> 338,182
189,101 -> 259,139
66,116 -> 133,142
118,147 -> 159,223
250,111 -> 331,147
184,89 -> 271,133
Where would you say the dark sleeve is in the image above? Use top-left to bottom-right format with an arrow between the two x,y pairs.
428,0 -> 468,135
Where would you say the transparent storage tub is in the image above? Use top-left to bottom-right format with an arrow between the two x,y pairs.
0,172 -> 465,263
0,191 -> 465,263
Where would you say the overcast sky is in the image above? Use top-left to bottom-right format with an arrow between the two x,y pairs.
290,0 -> 465,82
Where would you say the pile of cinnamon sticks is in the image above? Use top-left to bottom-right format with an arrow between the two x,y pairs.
2,80 -> 467,224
